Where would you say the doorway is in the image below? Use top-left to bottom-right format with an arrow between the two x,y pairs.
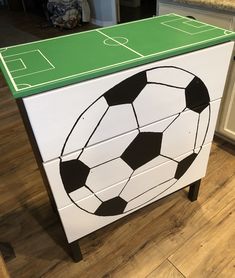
119,0 -> 157,23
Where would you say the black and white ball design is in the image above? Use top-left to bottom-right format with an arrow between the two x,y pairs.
59,66 -> 210,216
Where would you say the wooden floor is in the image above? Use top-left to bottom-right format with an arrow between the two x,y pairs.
0,10 -> 235,278
1,73 -> 235,278
0,8 -> 98,48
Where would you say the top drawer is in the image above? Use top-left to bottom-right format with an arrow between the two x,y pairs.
23,42 -> 233,162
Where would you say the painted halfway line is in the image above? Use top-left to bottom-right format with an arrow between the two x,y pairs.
96,29 -> 144,57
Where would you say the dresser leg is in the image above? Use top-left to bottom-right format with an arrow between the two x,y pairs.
188,179 -> 201,202
69,240 -> 83,262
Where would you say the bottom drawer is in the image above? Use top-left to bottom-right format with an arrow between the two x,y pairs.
58,143 -> 211,243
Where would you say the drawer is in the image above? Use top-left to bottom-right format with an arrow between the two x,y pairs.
58,143 -> 212,242
24,42 -> 233,162
44,94 -> 219,210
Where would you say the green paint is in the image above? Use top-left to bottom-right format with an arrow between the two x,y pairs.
0,13 -> 235,98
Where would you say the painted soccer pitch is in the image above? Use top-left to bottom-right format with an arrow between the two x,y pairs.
0,13 -> 234,98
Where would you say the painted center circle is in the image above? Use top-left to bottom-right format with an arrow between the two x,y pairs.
104,37 -> 128,46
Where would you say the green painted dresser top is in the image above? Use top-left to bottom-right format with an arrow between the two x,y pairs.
1,13 -> 235,98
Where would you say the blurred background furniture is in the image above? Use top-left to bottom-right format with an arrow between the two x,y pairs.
157,0 -> 235,144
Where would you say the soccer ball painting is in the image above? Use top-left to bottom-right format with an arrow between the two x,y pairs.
59,66 -> 210,216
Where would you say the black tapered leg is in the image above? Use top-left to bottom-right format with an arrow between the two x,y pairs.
188,179 -> 201,202
69,240 -> 83,262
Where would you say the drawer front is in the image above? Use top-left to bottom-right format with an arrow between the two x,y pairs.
58,143 -> 212,243
23,42 -> 233,162
44,93 -> 219,210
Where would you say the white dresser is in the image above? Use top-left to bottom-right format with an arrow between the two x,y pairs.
1,14 -> 234,261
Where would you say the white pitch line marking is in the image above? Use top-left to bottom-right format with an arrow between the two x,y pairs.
97,29 -> 144,57
2,49 -> 55,90
161,18 -> 216,35
14,67 -> 55,79
104,37 -> 129,46
0,52 -> 18,91
183,21 -> 211,29
4,49 -> 55,70
0,47 -> 8,53
16,83 -> 32,88
4,49 -> 41,58
224,30 -> 233,35
37,49 -> 55,69
6,58 -> 27,73
6,49 -> 55,80
171,13 -> 233,33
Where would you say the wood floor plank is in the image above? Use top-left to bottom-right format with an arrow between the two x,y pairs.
146,260 -> 185,278
153,142 -> 235,258
168,182 -> 235,277
214,257 -> 235,278
103,241 -> 166,278
41,198 -> 178,278
41,172 -> 235,278
0,253 -> 10,278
